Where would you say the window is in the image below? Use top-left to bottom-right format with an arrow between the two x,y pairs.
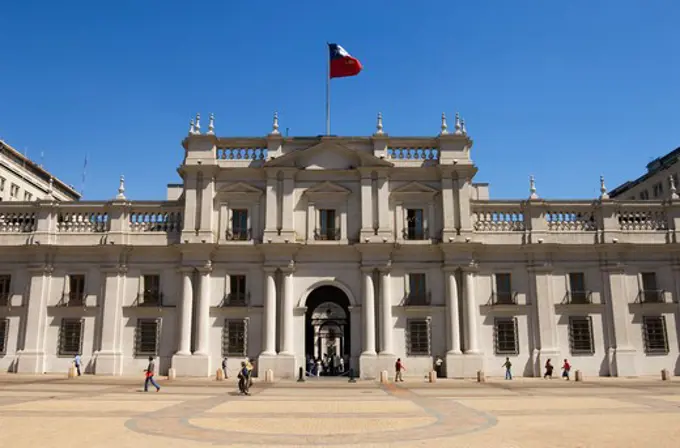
229,209 -> 249,240
653,182 -> 663,198
494,273 -> 513,304
59,319 -> 83,355
317,209 -> 338,240
494,317 -> 518,355
569,316 -> 594,355
228,275 -> 247,305
673,173 -> 679,189
643,316 -> 669,354
406,318 -> 431,356
68,274 -> 86,305
0,275 -> 10,306
568,273 -> 588,303
142,275 -> 161,305
135,319 -> 160,356
0,177 -> 5,191
406,273 -> 428,305
639,190 -> 649,200
222,319 -> 248,356
405,209 -> 425,240
23,191 -> 32,201
9,184 -> 19,199
0,319 -> 8,354
641,272 -> 661,303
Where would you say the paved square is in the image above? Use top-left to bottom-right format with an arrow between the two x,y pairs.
1,374 -> 680,447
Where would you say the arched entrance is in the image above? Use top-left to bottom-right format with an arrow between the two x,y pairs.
305,285 -> 351,376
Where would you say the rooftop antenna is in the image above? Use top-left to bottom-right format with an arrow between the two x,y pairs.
80,154 -> 89,198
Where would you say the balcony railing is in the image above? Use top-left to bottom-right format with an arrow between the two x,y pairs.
636,289 -> 666,304
226,228 -> 251,241
401,291 -> 431,306
133,292 -> 165,307
57,291 -> 87,307
315,227 -> 341,241
0,292 -> 10,307
562,290 -> 593,305
403,227 -> 428,240
489,291 -> 519,306
220,292 -> 250,307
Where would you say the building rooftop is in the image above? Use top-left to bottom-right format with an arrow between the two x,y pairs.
609,145 -> 680,198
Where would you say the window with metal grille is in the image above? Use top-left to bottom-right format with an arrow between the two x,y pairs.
406,318 -> 431,356
494,318 -> 518,355
142,275 -> 161,305
640,272 -> 661,303
59,319 -> 83,356
0,275 -> 10,306
643,316 -> 669,354
135,319 -> 160,356
0,318 -> 8,354
406,209 -> 425,240
230,209 -> 249,240
222,319 -> 248,356
318,209 -> 338,240
495,273 -> 513,304
69,274 -> 86,305
568,316 -> 594,355
229,275 -> 247,305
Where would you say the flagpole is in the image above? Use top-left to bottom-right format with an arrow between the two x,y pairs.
326,42 -> 330,136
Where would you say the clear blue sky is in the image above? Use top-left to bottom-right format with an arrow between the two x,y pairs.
1,1 -> 678,200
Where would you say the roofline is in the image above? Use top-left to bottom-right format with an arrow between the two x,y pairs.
609,145 -> 680,198
0,139 -> 81,200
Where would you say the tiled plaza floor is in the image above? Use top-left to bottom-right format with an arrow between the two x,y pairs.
1,374 -> 680,447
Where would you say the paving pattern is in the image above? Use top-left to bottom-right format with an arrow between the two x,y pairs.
1,374 -> 680,447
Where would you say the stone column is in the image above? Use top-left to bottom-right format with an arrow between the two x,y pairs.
379,269 -> 393,355
95,264 -> 126,375
361,268 -> 376,355
177,268 -> 194,355
194,264 -> 211,356
602,264 -> 636,376
441,173 -> 455,237
377,175 -> 391,238
261,268 -> 277,356
445,268 -> 461,354
279,267 -> 295,355
463,269 -> 480,354
17,264 -> 53,373
530,265 -> 560,366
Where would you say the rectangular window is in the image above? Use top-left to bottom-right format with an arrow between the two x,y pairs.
0,177 -> 5,191
317,209 -> 338,240
0,319 -> 8,354
643,316 -> 669,354
9,184 -> 19,198
222,319 -> 248,356
569,316 -> 594,355
59,319 -> 83,356
0,275 -> 10,306
406,208 -> 425,240
228,275 -> 247,305
142,275 -> 161,305
653,182 -> 663,198
673,174 -> 679,189
568,273 -> 587,303
641,272 -> 661,303
136,319 -> 160,356
406,273 -> 428,305
494,317 -> 518,355
23,191 -> 32,201
406,318 -> 431,356
68,274 -> 86,305
639,190 -> 649,200
230,209 -> 249,240
494,273 -> 513,304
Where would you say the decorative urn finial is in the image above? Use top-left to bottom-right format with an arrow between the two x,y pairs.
461,118 -> 467,135
207,113 -> 215,135
194,113 -> 201,134
271,111 -> 280,135
599,175 -> 609,200
529,175 -> 538,199
189,119 -> 195,135
375,112 -> 384,135
670,175 -> 679,200
116,175 -> 126,200
440,113 -> 448,135
454,112 -> 462,135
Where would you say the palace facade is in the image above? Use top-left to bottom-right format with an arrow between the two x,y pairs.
1,113 -> 679,379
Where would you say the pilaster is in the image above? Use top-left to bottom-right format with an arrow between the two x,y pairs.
601,263 -> 637,376
95,264 -> 127,375
17,262 -> 54,374
528,263 -> 560,370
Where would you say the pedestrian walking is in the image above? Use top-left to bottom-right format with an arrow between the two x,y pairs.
144,356 -> 161,392
237,362 -> 250,395
73,354 -> 82,376
221,357 -> 228,379
395,358 -> 405,382
562,359 -> 571,380
503,357 -> 513,380
544,359 -> 554,379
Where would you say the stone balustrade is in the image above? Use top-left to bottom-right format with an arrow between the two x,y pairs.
387,147 -> 439,161
216,147 -> 268,161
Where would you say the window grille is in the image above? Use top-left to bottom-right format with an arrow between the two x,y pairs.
568,316 -> 594,355
494,317 -> 519,355
136,319 -> 160,356
222,319 -> 248,357
406,318 -> 431,356
59,319 -> 83,356
643,316 -> 669,354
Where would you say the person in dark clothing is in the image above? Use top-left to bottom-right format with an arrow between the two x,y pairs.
544,359 -> 554,379
238,361 -> 250,395
221,357 -> 228,379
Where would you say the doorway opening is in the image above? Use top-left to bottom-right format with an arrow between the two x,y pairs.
304,285 -> 351,377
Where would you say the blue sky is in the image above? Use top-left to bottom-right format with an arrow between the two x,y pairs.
1,0 -> 678,200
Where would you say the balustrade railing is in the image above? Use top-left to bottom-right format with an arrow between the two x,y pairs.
387,147 -> 439,161
618,209 -> 668,231
545,208 -> 597,231
57,209 -> 109,233
472,203 -> 526,232
129,209 -> 182,233
0,211 -> 36,232
216,147 -> 268,160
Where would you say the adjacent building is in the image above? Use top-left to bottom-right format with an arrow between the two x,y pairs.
610,146 -> 680,200
0,113 -> 679,379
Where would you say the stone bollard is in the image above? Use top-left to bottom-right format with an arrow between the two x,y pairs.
216,368 -> 224,381
575,370 -> 583,382
428,371 -> 436,383
661,369 -> 670,381
297,367 -> 305,383
167,368 -> 176,381
476,370 -> 486,383
67,365 -> 76,379
264,369 -> 274,383
348,368 -> 357,383
380,370 -> 389,384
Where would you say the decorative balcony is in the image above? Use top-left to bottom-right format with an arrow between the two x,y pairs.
562,290 -> 594,305
57,292 -> 87,307
226,228 -> 251,241
314,227 -> 341,241
132,292 -> 165,308
635,289 -> 666,304
401,291 -> 432,307
220,292 -> 250,307
488,291 -> 519,306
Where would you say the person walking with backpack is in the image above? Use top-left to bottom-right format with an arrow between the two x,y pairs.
144,356 -> 161,392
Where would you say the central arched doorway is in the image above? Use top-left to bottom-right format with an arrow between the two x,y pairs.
305,285 -> 351,376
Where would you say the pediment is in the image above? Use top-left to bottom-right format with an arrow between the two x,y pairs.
304,181 -> 351,196
391,181 -> 438,195
264,141 -> 393,170
217,182 -> 263,195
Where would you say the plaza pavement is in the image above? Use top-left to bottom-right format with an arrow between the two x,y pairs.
1,373 -> 680,447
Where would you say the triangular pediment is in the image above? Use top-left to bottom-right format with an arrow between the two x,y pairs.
391,181 -> 438,195
305,181 -> 351,195
264,141 -> 393,169
218,182 -> 263,194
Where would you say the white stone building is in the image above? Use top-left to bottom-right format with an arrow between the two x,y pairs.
610,146 -> 680,200
1,113 -> 679,379
0,139 -> 81,203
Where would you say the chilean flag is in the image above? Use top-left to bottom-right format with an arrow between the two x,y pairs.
328,43 -> 363,78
